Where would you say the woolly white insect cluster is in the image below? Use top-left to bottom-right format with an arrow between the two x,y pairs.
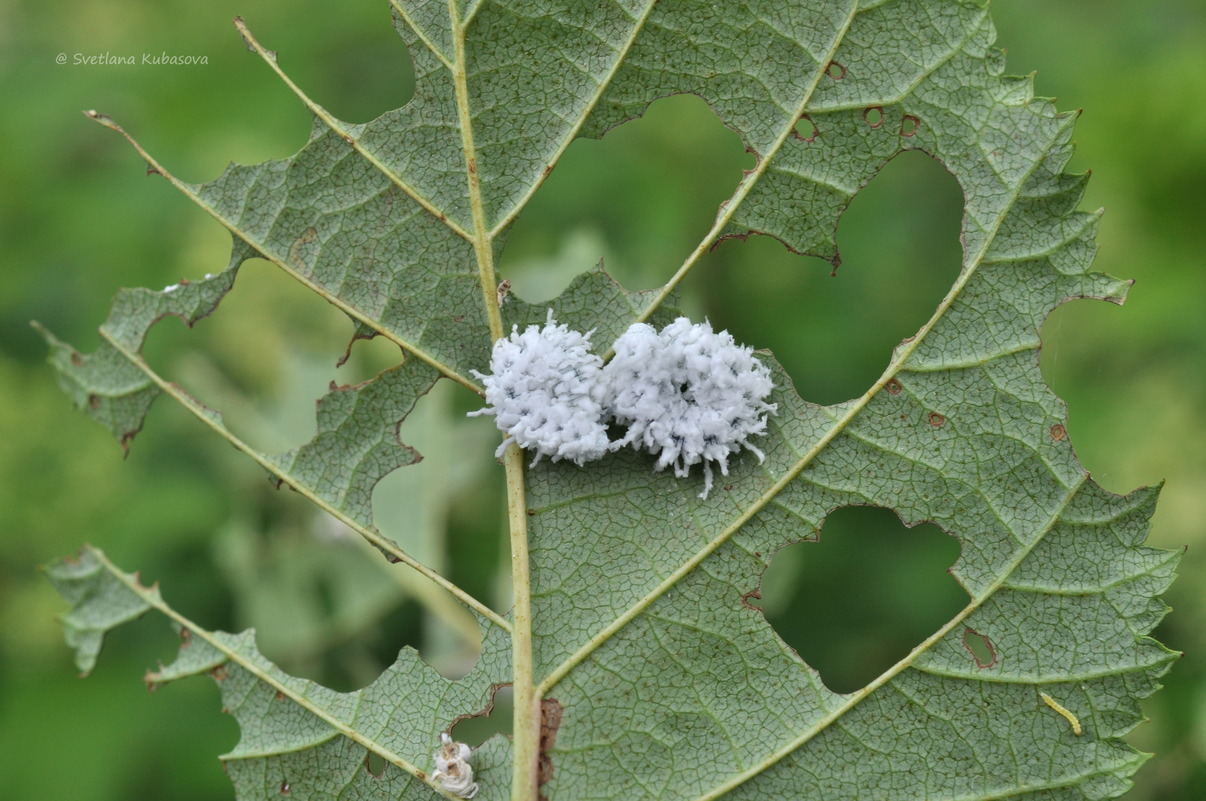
471,313 -> 775,498
596,317 -> 776,498
432,733 -> 478,799
469,310 -> 609,466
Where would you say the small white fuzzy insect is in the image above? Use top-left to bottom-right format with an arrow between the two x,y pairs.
469,310 -> 610,466
432,732 -> 479,799
596,317 -> 776,498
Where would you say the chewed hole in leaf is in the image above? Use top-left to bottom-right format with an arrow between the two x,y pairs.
169,260 -> 358,454
498,93 -> 752,301
364,750 -> 387,778
761,506 -> 966,694
217,474 -> 477,688
335,326 -> 412,385
370,385 -> 505,680
963,627 -> 996,668
792,115 -> 819,142
1038,302 -> 1138,494
695,150 -> 963,405
247,577 -> 425,693
451,684 -> 514,746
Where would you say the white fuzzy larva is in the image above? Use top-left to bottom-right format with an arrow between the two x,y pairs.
596,317 -> 776,498
470,312 -> 774,496
469,310 -> 610,466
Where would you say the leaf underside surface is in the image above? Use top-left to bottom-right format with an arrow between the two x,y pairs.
42,1 -> 1177,801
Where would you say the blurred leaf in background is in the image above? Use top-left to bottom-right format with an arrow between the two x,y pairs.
1,1 -> 1203,799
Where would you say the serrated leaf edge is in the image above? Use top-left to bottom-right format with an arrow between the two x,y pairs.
82,110 -> 483,395
74,544 -> 469,800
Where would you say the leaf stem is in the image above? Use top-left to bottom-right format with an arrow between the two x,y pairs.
502,444 -> 540,801
446,0 -> 540,796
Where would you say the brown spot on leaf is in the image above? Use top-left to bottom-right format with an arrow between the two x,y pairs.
885,378 -> 902,395
741,588 -> 763,610
928,412 -> 946,428
901,114 -> 921,137
825,61 -> 846,80
275,690 -> 286,701
87,394 -> 100,409
863,106 -> 884,128
1050,423 -> 1067,441
70,351 -> 83,367
211,665 -> 228,681
279,781 -> 290,795
538,698 -> 563,791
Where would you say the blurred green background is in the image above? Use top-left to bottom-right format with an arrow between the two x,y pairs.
1,0 -> 1203,798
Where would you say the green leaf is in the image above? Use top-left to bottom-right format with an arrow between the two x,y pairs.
46,546 -> 512,800
42,1 -> 1177,800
